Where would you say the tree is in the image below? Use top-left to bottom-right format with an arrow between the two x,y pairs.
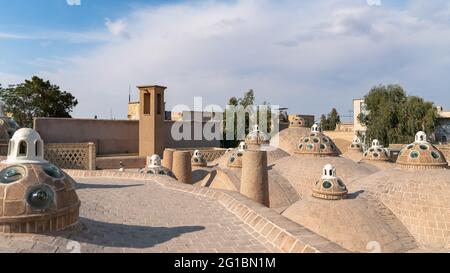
320,108 -> 341,131
222,89 -> 257,148
0,76 -> 78,128
358,84 -> 437,146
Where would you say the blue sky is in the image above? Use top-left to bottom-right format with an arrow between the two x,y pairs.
1,0 -> 450,120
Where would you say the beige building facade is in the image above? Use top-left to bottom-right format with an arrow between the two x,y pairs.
353,98 -> 367,133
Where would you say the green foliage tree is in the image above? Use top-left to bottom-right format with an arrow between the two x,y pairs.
320,108 -> 341,131
222,90 -> 256,148
0,76 -> 78,128
358,84 -> 437,146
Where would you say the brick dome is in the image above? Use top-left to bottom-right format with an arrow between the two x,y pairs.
245,125 -> 270,147
312,164 -> 348,200
0,129 -> 80,233
349,136 -> 363,151
141,154 -> 174,176
289,116 -> 307,128
191,150 -> 207,167
361,139 -> 390,162
227,142 -> 246,168
396,132 -> 447,169
295,124 -> 339,157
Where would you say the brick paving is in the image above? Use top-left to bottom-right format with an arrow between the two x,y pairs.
0,177 -> 279,253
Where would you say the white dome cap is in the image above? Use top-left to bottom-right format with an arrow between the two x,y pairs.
238,141 -> 247,152
3,128 -> 47,164
311,123 -> 321,133
352,136 -> 361,144
415,131 -> 427,143
322,164 -> 337,179
148,154 -> 162,168
371,139 -> 381,147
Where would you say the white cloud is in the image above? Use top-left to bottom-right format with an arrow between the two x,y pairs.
0,30 -> 110,43
0,72 -> 29,87
366,0 -> 382,7
105,18 -> 129,37
67,0 -> 81,6
20,0 -> 450,119
0,33 -> 30,40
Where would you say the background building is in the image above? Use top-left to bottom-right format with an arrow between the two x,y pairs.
353,99 -> 368,134
436,106 -> 450,143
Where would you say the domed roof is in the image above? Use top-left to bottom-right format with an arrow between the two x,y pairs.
269,126 -> 311,155
245,125 -> 270,146
396,132 -> 447,169
354,167 -> 450,249
227,142 -> 246,168
349,136 -> 363,151
295,124 -> 339,157
282,194 -> 417,253
289,116 -> 307,128
192,150 -> 207,167
3,128 -> 46,164
361,139 -> 390,162
270,155 -> 374,198
0,162 -> 80,233
141,154 -> 173,176
312,164 -> 348,200
212,144 -> 289,168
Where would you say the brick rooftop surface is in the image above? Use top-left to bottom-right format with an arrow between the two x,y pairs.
0,177 -> 280,253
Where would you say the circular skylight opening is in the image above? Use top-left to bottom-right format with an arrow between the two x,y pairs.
322,181 -> 332,189
42,164 -> 64,179
431,151 -> 440,159
26,184 -> 54,210
0,166 -> 26,184
419,145 -> 429,151
410,151 -> 419,159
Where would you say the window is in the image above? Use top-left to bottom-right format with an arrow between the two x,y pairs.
157,93 -> 162,115
18,141 -> 27,156
35,140 -> 42,157
143,92 -> 151,115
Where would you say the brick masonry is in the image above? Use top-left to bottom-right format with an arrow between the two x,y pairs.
65,170 -> 347,253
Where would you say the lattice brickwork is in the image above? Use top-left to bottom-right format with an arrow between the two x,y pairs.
44,143 -> 96,170
171,148 -> 227,162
